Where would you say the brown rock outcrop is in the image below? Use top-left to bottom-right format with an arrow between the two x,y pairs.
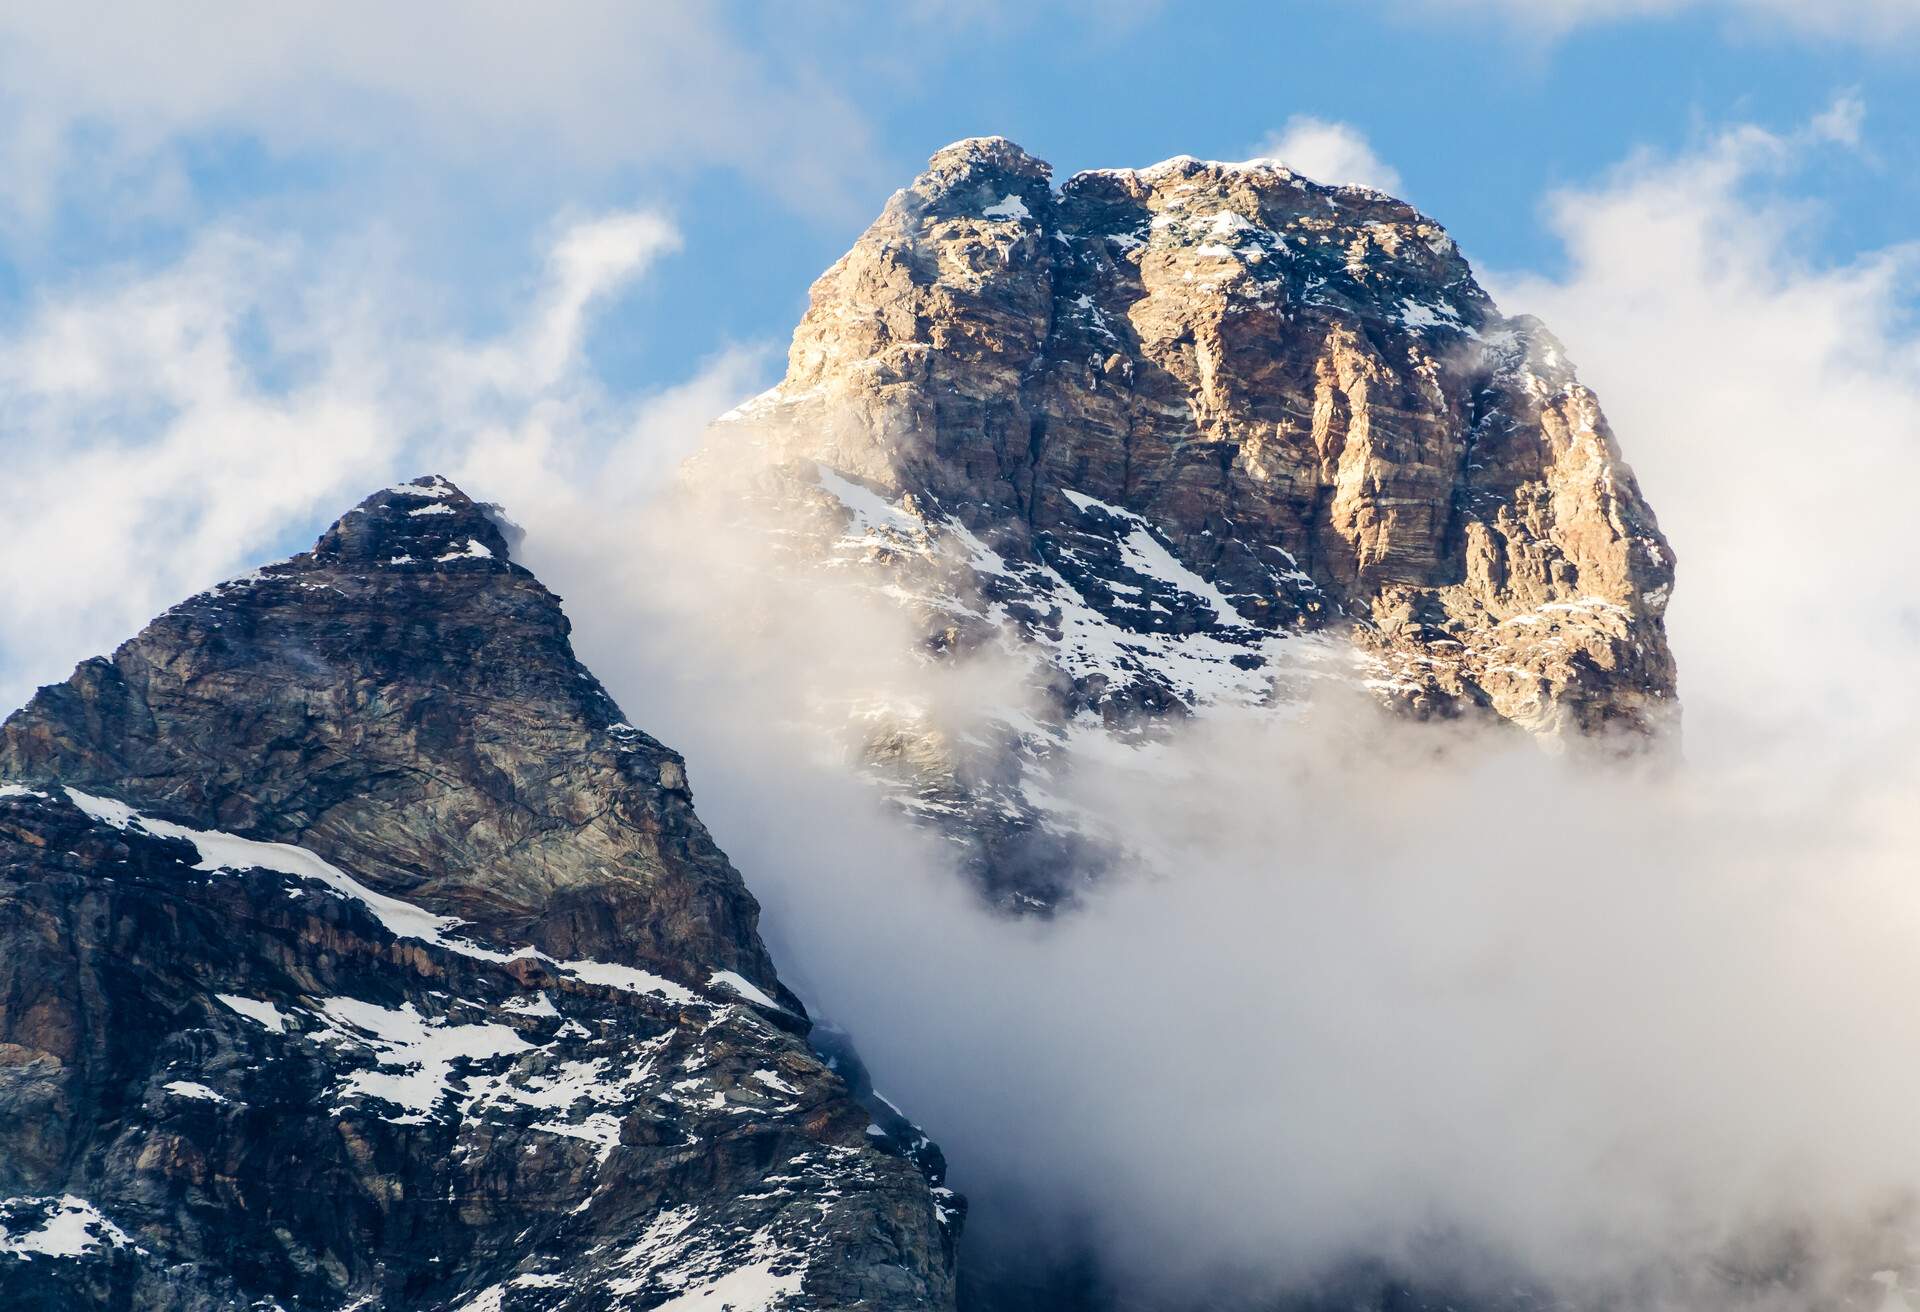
729,137 -> 1676,740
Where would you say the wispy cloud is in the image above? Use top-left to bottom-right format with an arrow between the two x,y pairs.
1396,0 -> 1920,42
0,4 -> 885,233
0,206 -> 766,713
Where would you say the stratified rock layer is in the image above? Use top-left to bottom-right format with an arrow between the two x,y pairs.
0,478 -> 957,1311
729,137 -> 1677,739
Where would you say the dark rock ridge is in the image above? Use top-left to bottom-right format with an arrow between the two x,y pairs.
704,137 -> 1679,907
0,477 -> 958,1310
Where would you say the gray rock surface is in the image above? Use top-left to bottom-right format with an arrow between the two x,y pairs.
0,478 -> 958,1311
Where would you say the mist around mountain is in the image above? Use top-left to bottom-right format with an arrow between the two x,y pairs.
3,134 -> 1919,1312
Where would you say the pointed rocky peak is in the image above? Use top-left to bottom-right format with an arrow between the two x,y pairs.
923,135 -> 1053,189
0,476 -> 795,1000
1056,151 -> 1493,343
160,474 -> 523,637
895,136 -> 1055,231
0,477 -> 962,1308
312,474 -> 515,569
1068,151 -> 1405,205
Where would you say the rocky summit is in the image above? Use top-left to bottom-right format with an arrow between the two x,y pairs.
0,478 -> 958,1311
706,137 -> 1679,907
0,137 -> 1688,1312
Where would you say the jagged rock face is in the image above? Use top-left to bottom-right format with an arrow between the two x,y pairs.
1,479 -> 775,987
0,479 -> 958,1311
727,137 -> 1677,741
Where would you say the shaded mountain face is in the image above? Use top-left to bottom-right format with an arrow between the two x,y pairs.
0,478 -> 958,1311
701,137 -> 1679,908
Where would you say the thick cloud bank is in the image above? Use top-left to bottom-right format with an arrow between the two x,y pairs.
507,464 -> 1920,1310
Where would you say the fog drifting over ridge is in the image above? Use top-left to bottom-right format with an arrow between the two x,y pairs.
489,420 -> 1920,1308
471,115 -> 1920,1307
0,106 -> 1915,1308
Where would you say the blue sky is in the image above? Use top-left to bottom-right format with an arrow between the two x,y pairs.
8,10 -> 1920,1289
631,4 -> 1920,391
1,1 -> 1917,712
1,2 -> 1913,394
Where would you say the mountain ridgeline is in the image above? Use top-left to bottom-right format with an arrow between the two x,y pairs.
704,136 -> 1677,909
0,479 -> 956,1311
0,137 -> 1679,1311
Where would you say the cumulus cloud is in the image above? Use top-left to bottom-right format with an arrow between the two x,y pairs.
1247,116 -> 1404,193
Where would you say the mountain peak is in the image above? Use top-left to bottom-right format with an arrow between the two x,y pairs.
0,475 -> 779,984
0,473 -> 961,1308
717,137 -> 1676,751
312,473 -> 514,569
925,134 -> 1052,181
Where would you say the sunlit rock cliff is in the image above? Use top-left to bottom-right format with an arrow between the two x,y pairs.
704,137 -> 1678,907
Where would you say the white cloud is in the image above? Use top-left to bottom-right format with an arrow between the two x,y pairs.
1247,115 -> 1404,193
0,207 -> 766,713
1811,92 -> 1868,146
1399,0 -> 1920,41
514,100 -> 1920,1307
0,4 -> 884,230
1485,99 -> 1920,759
458,212 -> 683,394
5,81 -> 1920,1311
